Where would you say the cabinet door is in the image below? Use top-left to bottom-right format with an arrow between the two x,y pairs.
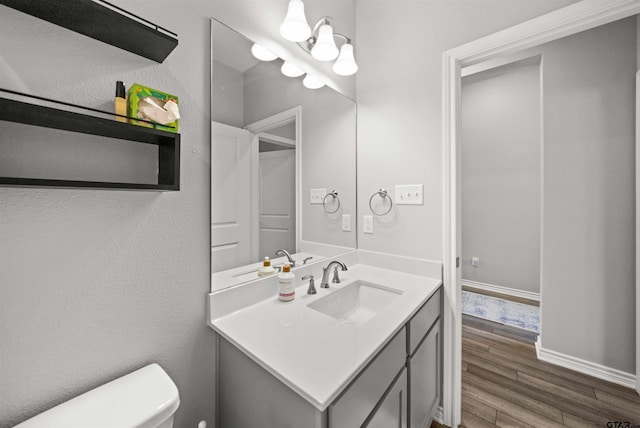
409,319 -> 440,428
364,368 -> 408,428
329,329 -> 406,427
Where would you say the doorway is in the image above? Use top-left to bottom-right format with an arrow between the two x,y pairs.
460,56 -> 542,334
442,3 -> 640,426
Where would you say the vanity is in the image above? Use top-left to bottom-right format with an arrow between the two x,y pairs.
208,257 -> 442,428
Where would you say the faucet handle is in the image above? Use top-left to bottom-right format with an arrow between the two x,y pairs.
332,266 -> 342,284
303,256 -> 313,265
302,275 -> 316,295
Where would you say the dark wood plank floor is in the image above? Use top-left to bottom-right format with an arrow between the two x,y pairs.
432,314 -> 640,427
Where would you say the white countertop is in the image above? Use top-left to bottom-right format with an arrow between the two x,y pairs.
210,263 -> 441,411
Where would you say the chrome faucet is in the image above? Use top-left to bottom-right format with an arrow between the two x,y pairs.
320,260 -> 348,288
274,249 -> 296,267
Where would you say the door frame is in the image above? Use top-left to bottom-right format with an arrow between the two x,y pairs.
636,70 -> 640,396
245,106 -> 302,262
442,1 -> 640,425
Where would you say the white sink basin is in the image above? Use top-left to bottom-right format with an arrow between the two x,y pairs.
308,281 -> 403,325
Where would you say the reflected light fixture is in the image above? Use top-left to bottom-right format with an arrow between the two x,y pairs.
279,2 -> 358,76
279,0 -> 311,42
302,74 -> 325,89
281,61 -> 305,77
251,43 -> 278,61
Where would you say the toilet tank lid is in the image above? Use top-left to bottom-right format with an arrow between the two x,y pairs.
14,363 -> 180,428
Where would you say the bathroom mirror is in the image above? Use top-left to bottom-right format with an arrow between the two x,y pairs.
210,18 -> 357,290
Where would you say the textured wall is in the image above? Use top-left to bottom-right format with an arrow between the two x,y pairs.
0,1 -> 214,427
541,17 -> 637,373
461,58 -> 541,294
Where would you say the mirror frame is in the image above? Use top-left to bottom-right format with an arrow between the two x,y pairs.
441,1 -> 640,425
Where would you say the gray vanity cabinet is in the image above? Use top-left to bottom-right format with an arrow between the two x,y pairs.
216,285 -> 442,428
407,288 -> 442,428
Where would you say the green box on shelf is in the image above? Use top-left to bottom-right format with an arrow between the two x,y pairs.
127,83 -> 179,133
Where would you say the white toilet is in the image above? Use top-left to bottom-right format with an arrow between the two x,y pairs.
14,363 -> 180,428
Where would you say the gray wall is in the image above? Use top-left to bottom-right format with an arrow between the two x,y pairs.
0,2 -> 215,427
541,17 -> 637,373
355,0 -> 576,259
243,60 -> 357,249
461,58 -> 541,294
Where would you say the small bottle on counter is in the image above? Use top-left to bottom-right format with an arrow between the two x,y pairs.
258,257 -> 275,277
278,263 -> 295,302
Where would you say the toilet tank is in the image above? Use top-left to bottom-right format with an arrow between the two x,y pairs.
14,363 -> 180,428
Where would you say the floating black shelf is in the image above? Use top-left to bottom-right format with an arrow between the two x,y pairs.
0,90 -> 180,191
0,0 -> 178,63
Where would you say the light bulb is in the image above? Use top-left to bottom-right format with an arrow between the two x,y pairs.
311,24 -> 339,61
332,43 -> 358,76
279,0 -> 311,42
303,74 -> 325,89
251,43 -> 278,61
281,61 -> 305,77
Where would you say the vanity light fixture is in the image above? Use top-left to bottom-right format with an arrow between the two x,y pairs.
279,1 -> 358,76
333,42 -> 358,76
310,20 -> 339,61
280,0 -> 311,42
281,61 -> 305,77
302,74 -> 325,89
251,43 -> 278,61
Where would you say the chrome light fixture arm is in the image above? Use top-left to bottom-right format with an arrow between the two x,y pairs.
297,17 -> 352,54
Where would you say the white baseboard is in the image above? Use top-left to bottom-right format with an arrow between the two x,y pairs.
433,406 -> 444,425
535,337 -> 636,389
461,279 -> 540,302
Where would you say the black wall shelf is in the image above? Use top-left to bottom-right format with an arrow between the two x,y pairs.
0,91 -> 180,191
0,0 -> 178,63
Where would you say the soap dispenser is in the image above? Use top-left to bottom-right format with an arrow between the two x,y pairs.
278,263 -> 295,302
258,257 -> 275,277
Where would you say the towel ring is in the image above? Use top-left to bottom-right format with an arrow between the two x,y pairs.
322,190 -> 340,214
369,188 -> 393,216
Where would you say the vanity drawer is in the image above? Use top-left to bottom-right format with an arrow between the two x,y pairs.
408,288 -> 441,356
329,327 -> 407,428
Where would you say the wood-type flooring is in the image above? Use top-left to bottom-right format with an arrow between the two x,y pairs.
432,313 -> 640,427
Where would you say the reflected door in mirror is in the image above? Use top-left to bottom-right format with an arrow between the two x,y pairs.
211,122 -> 253,272
259,148 -> 296,258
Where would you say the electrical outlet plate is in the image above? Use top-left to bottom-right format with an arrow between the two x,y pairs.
395,184 -> 424,205
363,215 -> 374,234
310,188 -> 326,204
342,214 -> 351,232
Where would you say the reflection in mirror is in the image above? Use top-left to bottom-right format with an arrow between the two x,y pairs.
210,18 -> 357,291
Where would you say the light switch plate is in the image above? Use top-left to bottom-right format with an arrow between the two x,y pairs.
363,215 -> 374,234
310,188 -> 326,204
342,214 -> 351,232
395,184 -> 424,205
